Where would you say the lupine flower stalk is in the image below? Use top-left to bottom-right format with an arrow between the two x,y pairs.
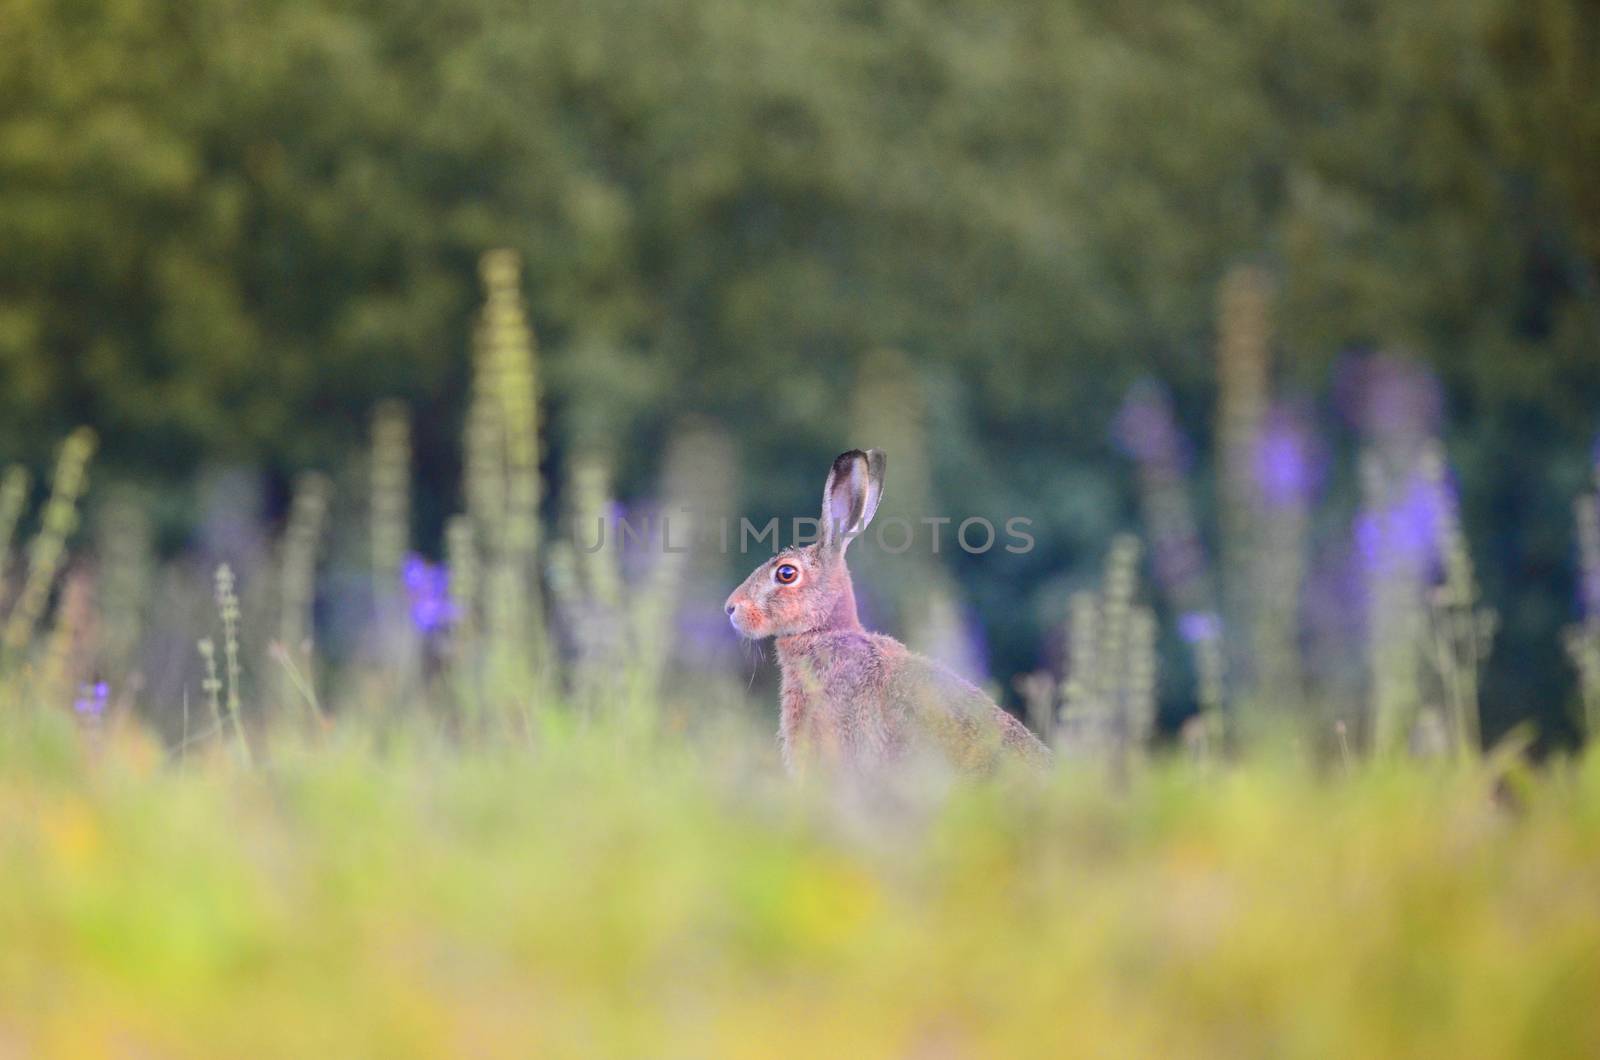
1059,590 -> 1100,743
1056,535 -> 1156,766
1093,535 -> 1141,719
0,465 -> 30,590
478,250 -> 542,579
2,428 -> 96,659
464,379 -> 507,558
368,402 -> 420,696
214,564 -> 251,764
370,401 -> 412,590
1249,404 -> 1313,721
1014,670 -> 1058,743
1360,452 -> 1428,755
1567,477 -> 1600,742
663,420 -> 739,673
1126,606 -> 1160,749
1346,354 -> 1451,757
279,472 -> 332,699
96,486 -> 152,685
1215,266 -> 1271,695
460,250 -> 550,718
198,637 -> 225,744
1116,382 -> 1225,729
552,451 -> 623,709
277,472 -> 333,724
1419,443 -> 1493,756
40,570 -> 94,711
445,516 -> 479,650
1058,602 -> 1110,756
629,424 -> 723,704
570,453 -> 623,611
444,517 -> 483,728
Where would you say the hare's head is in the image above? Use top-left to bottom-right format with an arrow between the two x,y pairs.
725,449 -> 886,639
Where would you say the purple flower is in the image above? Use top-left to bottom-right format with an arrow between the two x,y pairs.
1113,380 -> 1189,468
1178,611 -> 1222,644
1335,354 -> 1443,450
1580,538 -> 1600,624
1353,512 -> 1384,569
1114,380 -> 1217,620
1394,475 -> 1444,562
73,681 -> 109,717
402,555 -> 457,634
1355,471 -> 1447,574
1253,409 -> 1316,510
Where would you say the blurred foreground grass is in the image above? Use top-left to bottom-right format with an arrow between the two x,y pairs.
3,707 -> 1598,1058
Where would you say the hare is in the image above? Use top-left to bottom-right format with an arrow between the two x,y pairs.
724,449 -> 1050,775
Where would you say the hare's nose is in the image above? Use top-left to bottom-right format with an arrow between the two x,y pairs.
725,603 -> 737,616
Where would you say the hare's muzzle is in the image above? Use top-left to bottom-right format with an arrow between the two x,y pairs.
724,590 -> 758,638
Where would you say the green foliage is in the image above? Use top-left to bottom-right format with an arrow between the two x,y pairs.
3,0 -> 1598,731
5,0 -> 1594,453
2,705 -> 1599,1055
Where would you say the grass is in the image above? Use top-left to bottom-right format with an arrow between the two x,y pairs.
2,704 -> 1599,1058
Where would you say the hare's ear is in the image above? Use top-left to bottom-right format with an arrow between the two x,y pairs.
820,449 -> 886,554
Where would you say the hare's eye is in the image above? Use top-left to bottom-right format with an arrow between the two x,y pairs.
774,563 -> 800,585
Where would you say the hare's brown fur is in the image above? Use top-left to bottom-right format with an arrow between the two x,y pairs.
725,450 -> 1049,775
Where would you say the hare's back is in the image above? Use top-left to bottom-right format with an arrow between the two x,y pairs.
885,651 -> 1050,769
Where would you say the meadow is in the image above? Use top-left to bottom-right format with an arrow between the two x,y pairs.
2,254 -> 1600,1057
4,710 -> 1600,1057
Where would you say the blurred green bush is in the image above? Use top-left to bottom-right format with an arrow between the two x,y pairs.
3,0 -> 1597,735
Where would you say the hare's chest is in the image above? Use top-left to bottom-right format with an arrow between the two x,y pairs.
777,681 -> 826,768
777,646 -> 896,771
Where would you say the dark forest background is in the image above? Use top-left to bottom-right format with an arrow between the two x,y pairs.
4,0 -> 1598,740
